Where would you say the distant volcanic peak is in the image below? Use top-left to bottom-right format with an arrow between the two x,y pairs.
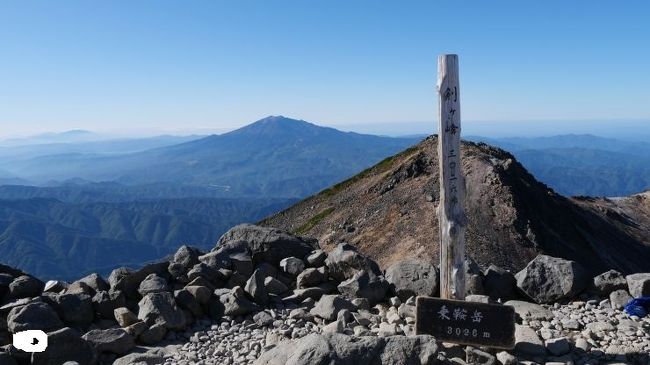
253,115 -> 311,127
257,115 -> 293,122
227,115 -> 324,137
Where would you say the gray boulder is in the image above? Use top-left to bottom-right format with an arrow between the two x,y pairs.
207,295 -> 225,320
264,277 -> 289,295
175,288 -> 203,317
253,332 -> 438,365
168,245 -> 202,277
138,274 -> 169,296
7,302 -> 63,333
219,286 -> 259,316
137,292 -> 186,330
7,275 -> 44,300
200,240 -> 249,270
591,269 -> 627,295
92,290 -> 126,319
231,252 -> 255,278
626,273 -> 650,297
0,297 -> 34,314
466,274 -> 486,296
108,262 -> 169,299
496,351 -> 517,365
296,267 -> 327,289
75,273 -> 109,294
504,300 -> 554,321
253,311 -> 274,326
306,249 -> 327,267
187,263 -> 222,284
254,333 -> 354,365
216,224 -> 318,265
465,347 -> 496,365
124,321 -> 146,337
325,242 -> 382,282
378,335 -> 439,364
464,258 -> 486,296
513,324 -> 545,355
184,285 -> 212,304
545,337 -> 570,356
65,281 -> 95,295
385,259 -> 439,301
44,293 -> 94,325
610,289 -> 632,310
244,269 -> 269,306
227,272 -> 248,289
280,257 -> 306,276
515,255 -> 588,303
114,307 -> 139,327
283,287 -> 329,303
310,294 -> 355,321
483,264 -> 517,301
82,328 -> 134,355
108,267 -> 135,290
113,352 -> 165,365
255,262 -> 278,278
31,327 -> 97,365
337,270 -> 388,305
186,276 -> 215,290
139,323 -> 167,345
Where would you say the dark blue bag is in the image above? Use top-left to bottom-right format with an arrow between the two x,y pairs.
624,297 -> 650,317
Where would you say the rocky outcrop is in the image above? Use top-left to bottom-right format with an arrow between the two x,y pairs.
325,242 -> 382,281
1,224 -> 649,365
515,255 -> 589,304
626,273 -> 650,298
385,259 -> 439,301
137,292 -> 186,330
310,294 -> 355,321
337,270 -> 388,305
6,301 -> 63,333
260,136 -> 650,276
6,275 -> 43,301
254,333 -> 439,365
215,224 -> 318,265
591,269 -> 628,295
31,327 -> 98,365
82,328 -> 135,355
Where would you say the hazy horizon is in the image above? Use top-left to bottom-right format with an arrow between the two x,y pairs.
1,1 -> 649,139
2,117 -> 650,143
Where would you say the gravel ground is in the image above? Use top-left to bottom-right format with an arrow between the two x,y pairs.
154,296 -> 650,365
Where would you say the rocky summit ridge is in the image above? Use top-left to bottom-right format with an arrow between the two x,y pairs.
261,136 -> 650,275
1,224 -> 649,365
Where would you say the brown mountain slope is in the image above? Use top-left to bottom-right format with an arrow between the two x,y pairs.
260,136 -> 650,274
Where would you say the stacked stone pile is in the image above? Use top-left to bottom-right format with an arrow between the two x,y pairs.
1,224 -> 649,365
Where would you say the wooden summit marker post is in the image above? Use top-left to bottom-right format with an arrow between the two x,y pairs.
436,54 -> 466,301
415,54 -> 515,349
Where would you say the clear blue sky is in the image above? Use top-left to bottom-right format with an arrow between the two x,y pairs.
1,1 -> 649,137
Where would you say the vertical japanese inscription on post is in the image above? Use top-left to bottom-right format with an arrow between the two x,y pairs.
437,54 -> 467,300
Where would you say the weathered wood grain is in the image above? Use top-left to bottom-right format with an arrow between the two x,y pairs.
437,54 -> 467,300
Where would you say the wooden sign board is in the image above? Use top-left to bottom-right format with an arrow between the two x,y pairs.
415,296 -> 516,349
